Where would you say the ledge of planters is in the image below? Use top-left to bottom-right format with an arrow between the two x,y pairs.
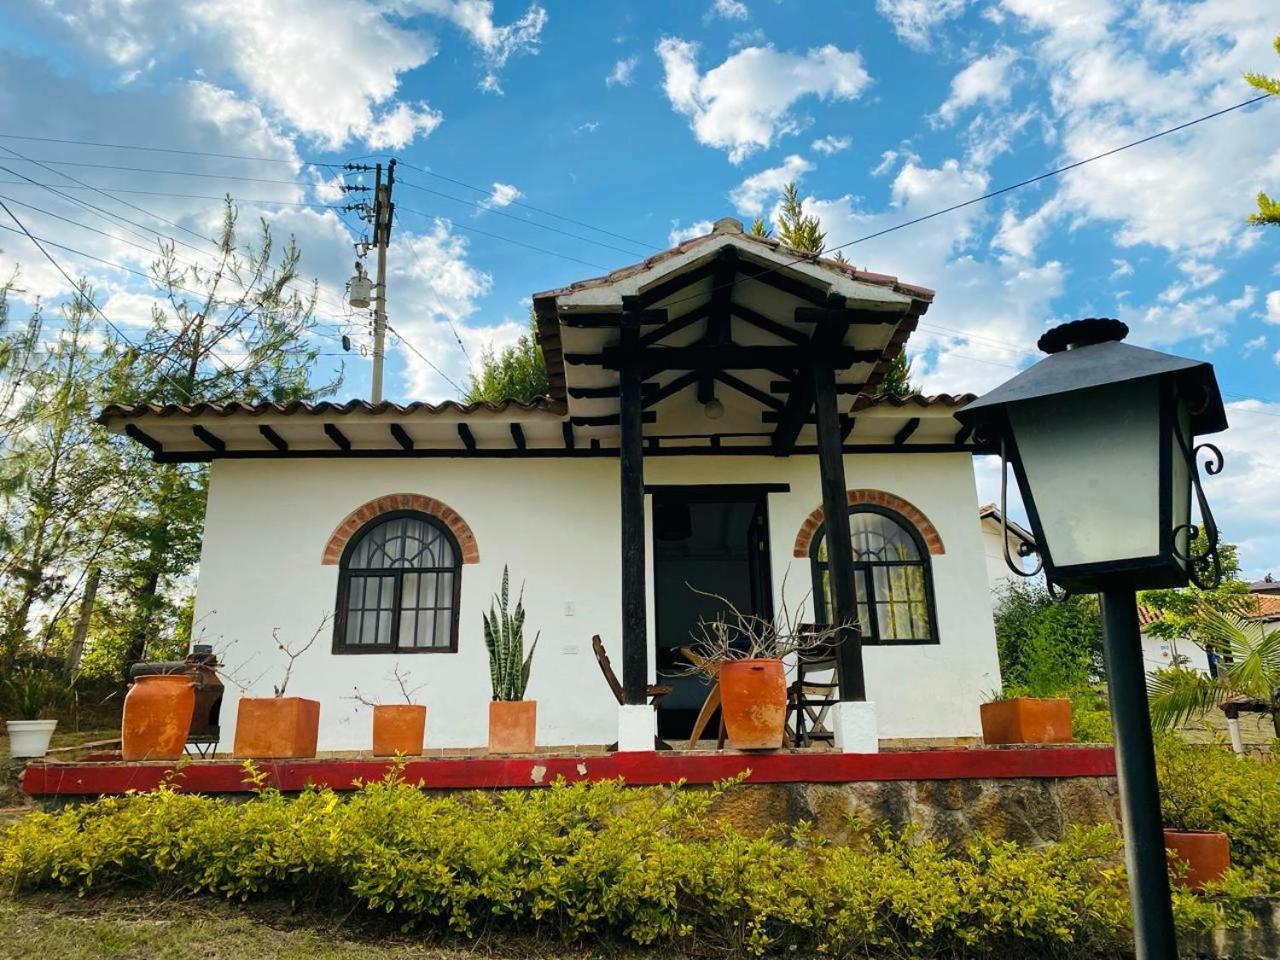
22,746 -> 1116,797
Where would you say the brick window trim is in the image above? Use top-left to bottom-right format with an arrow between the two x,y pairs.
322,493 -> 479,565
793,489 -> 945,558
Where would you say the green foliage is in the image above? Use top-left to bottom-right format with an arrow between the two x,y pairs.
993,581 -> 1101,697
1140,533 -> 1248,643
774,183 -> 826,254
2,668 -> 61,720
1156,737 -> 1280,891
482,567 -> 538,701
875,349 -> 914,398
1146,607 -> 1280,737
1245,36 -> 1280,226
1069,685 -> 1114,744
0,774 -> 1254,955
462,314 -> 548,405
748,216 -> 771,238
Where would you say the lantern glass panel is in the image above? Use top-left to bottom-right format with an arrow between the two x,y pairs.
1169,398 -> 1192,573
1008,377 -> 1162,569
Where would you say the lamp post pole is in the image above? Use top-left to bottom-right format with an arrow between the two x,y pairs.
1099,588 -> 1178,959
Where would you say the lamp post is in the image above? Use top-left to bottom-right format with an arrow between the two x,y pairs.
956,317 -> 1227,960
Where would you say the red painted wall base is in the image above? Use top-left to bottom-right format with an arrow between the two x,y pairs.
22,747 -> 1116,797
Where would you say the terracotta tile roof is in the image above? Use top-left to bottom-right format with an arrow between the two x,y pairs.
1138,594 -> 1280,627
847,391 -> 977,413
96,397 -> 566,424
532,229 -> 936,305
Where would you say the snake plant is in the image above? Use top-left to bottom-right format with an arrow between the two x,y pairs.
483,566 -> 539,701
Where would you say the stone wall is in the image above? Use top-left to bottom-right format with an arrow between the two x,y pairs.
708,776 -> 1122,847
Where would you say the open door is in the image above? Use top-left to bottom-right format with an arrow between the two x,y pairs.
651,487 -> 774,740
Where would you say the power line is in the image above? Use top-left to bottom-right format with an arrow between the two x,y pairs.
397,177 -> 649,258
0,132 -> 332,167
0,180 -> 340,209
396,203 -> 610,271
384,321 -> 465,394
6,156 -> 319,187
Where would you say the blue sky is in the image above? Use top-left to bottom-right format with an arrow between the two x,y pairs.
0,0 -> 1277,575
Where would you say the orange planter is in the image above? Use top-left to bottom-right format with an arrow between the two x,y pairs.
122,674 -> 196,761
1164,829 -> 1231,890
488,700 -> 536,754
720,658 -> 787,750
233,697 -> 320,759
372,704 -> 427,756
980,697 -> 1073,745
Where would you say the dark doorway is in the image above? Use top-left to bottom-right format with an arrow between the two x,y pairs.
651,486 -> 775,740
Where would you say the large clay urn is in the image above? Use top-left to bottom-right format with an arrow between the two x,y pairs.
233,697 -> 320,759
1164,829 -> 1231,890
719,659 -> 787,750
122,674 -> 196,761
372,704 -> 427,756
979,697 -> 1073,745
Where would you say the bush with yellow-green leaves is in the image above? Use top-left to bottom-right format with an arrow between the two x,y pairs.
0,770 -> 1262,957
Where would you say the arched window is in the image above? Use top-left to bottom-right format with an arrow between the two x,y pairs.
809,506 -> 938,645
334,510 -> 461,654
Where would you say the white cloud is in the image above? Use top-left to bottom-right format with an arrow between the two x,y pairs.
707,0 -> 749,20
363,101 -> 444,150
421,0 -> 547,93
875,0 -> 967,50
668,220 -> 715,245
812,135 -> 852,155
1205,400 -> 1280,577
1177,257 -> 1223,291
729,154 -> 815,216
655,39 -> 871,163
1266,290 -> 1280,324
992,198 -> 1064,260
1121,286 -> 1256,350
1111,258 -> 1134,279
1243,335 -> 1266,355
479,182 -> 522,210
935,48 -> 1016,126
574,120 -> 600,134
606,56 -> 638,87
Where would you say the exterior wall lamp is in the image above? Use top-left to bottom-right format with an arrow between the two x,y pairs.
956,317 -> 1228,960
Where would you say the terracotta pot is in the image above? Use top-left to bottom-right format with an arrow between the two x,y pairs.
372,704 -> 427,756
1164,829 -> 1231,890
979,697 -> 1072,745
720,658 -> 787,750
122,674 -> 196,761
233,697 -> 320,759
488,700 -> 536,754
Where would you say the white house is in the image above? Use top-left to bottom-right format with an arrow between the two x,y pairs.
977,503 -> 1035,593
99,218 -> 1003,754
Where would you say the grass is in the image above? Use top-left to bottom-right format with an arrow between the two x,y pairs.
0,895 -> 651,960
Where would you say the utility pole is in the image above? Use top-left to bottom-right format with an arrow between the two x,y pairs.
370,159 -> 396,403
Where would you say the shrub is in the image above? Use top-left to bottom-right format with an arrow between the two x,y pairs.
0,772 -> 1256,956
1156,736 -> 1280,892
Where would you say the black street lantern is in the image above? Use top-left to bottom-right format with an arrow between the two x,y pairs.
957,316 -> 1228,960
958,317 -> 1228,595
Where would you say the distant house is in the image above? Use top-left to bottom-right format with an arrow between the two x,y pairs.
977,503 -> 1035,593
1249,573 -> 1280,596
1139,594 -> 1280,677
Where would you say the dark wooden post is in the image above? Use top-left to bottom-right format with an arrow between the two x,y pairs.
618,312 -> 648,704
812,361 -> 866,701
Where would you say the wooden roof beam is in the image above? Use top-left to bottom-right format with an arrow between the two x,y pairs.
259,425 -> 288,451
893,417 -> 921,446
457,423 -> 476,450
192,425 -> 225,453
324,423 -> 351,451
390,424 -> 414,451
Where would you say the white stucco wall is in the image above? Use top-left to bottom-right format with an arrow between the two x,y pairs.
195,452 -> 1001,752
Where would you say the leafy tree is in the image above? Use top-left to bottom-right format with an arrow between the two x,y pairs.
463,313 -> 549,404
877,350 -> 915,399
1139,532 -> 1250,646
993,580 -> 1103,695
1245,36 -> 1280,226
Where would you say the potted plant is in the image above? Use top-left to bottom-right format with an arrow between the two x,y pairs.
4,669 -> 60,759
228,617 -> 327,759
1156,738 -> 1231,890
980,627 -> 1073,745
352,666 -> 427,757
678,587 -> 846,751
483,567 -> 539,754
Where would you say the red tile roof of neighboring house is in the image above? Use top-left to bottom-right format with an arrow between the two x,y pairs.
96,397 -> 566,424
1138,594 -> 1280,627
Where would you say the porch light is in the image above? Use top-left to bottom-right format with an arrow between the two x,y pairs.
703,397 -> 725,420
956,316 -> 1229,960
956,317 -> 1227,595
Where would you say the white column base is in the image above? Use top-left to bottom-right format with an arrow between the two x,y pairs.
831,700 -> 879,754
617,703 -> 656,752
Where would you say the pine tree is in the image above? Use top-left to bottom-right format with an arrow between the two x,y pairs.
749,217 -> 771,238
462,312 -> 549,404
1245,36 -> 1280,226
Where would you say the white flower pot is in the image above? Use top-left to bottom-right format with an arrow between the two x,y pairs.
6,719 -> 57,758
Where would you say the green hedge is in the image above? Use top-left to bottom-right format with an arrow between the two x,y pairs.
0,770 -> 1260,957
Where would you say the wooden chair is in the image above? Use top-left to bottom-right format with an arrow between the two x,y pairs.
592,635 -> 673,751
681,646 -> 727,750
785,625 -> 843,748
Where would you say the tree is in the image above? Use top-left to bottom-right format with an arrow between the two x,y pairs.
1245,35 -> 1280,227
1147,607 -> 1280,739
463,313 -> 549,404
1139,532 -> 1250,647
992,580 -> 1103,695
749,217 -> 771,238
771,182 -> 915,397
